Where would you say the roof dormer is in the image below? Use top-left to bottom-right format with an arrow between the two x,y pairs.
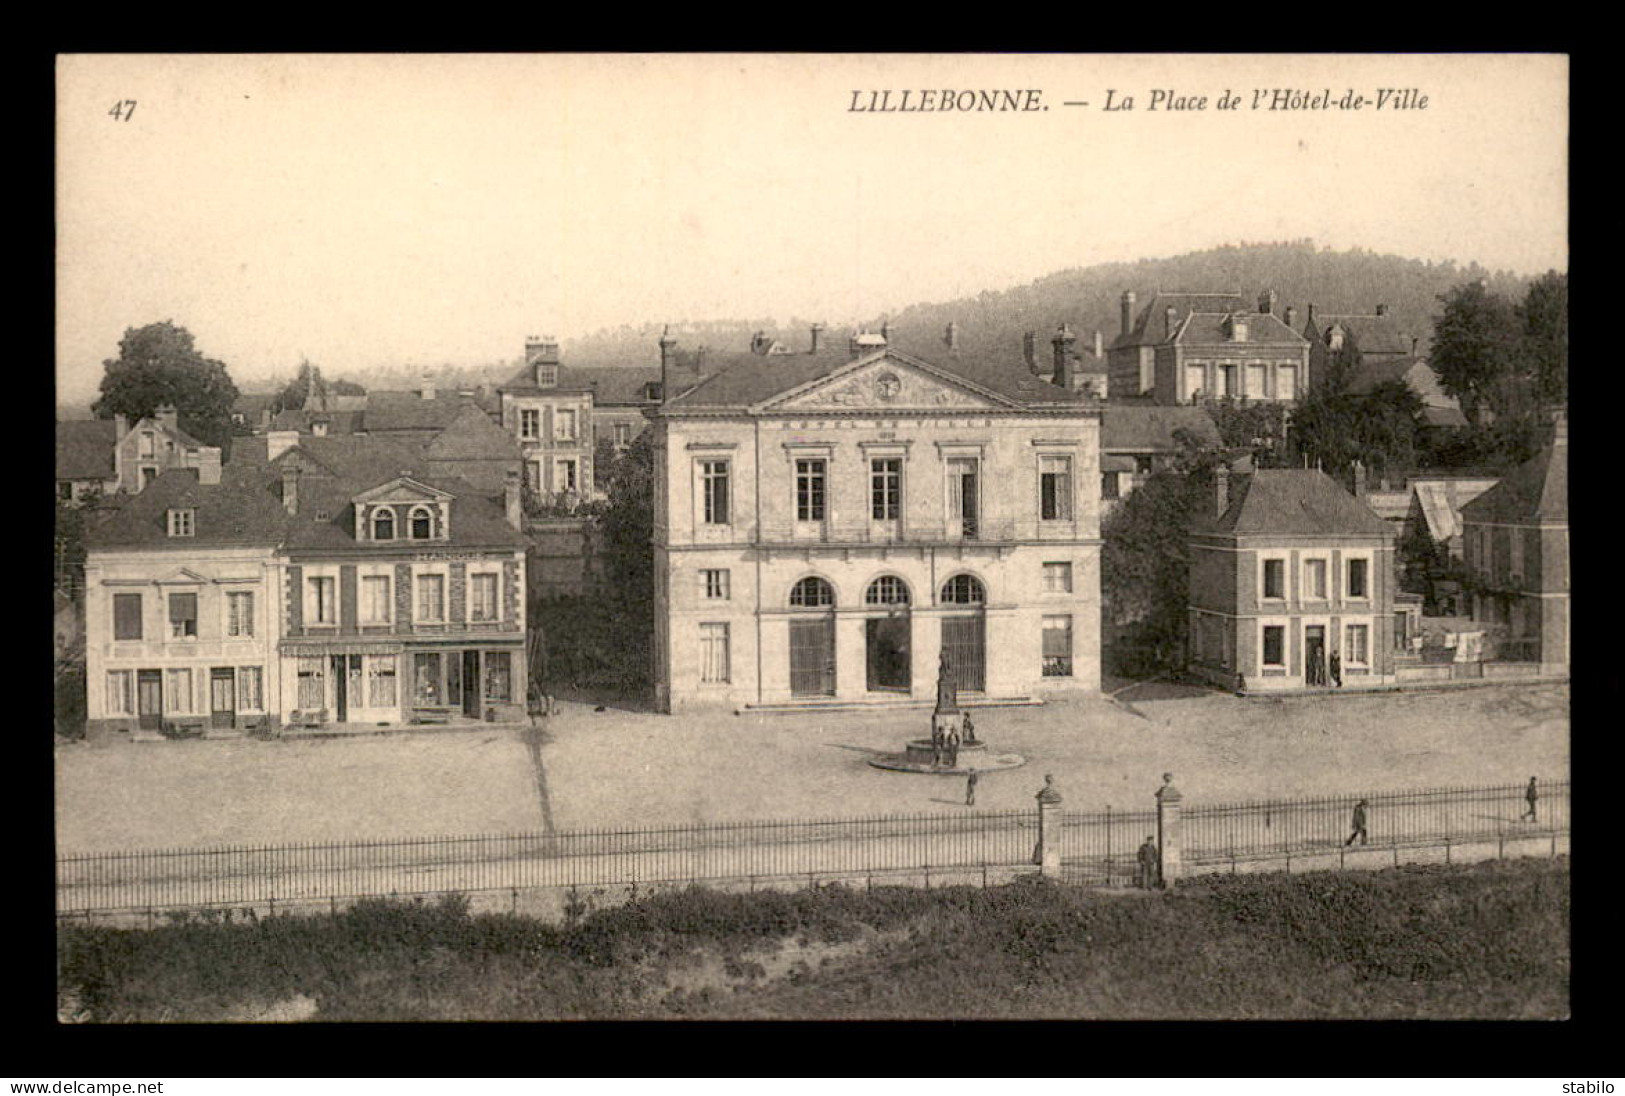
351,476 -> 455,543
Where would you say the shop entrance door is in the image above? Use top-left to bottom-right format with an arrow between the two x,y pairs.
136,670 -> 162,731
463,651 -> 482,718
209,668 -> 236,730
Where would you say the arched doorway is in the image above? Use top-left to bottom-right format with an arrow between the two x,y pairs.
863,575 -> 912,692
788,576 -> 836,697
939,573 -> 987,693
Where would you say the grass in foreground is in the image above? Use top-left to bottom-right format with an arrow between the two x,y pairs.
57,857 -> 1568,1021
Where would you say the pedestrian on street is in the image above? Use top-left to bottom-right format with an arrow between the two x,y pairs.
962,712 -> 977,745
1329,650 -> 1343,688
965,768 -> 978,807
1523,776 -> 1539,822
1345,799 -> 1369,846
946,729 -> 960,769
1137,836 -> 1159,889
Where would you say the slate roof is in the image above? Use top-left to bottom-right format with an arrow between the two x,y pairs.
1311,313 -> 1412,357
1460,435 -> 1567,524
363,395 -> 495,434
423,404 -> 522,462
1113,293 -> 1249,349
1173,312 -> 1309,347
1101,404 -> 1221,452
1195,470 -> 1394,538
56,420 -> 117,481
665,342 -> 1093,411
268,408 -> 365,434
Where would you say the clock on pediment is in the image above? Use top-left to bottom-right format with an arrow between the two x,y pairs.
875,372 -> 902,401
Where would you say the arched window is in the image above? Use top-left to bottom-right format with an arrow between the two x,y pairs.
409,505 -> 434,540
940,574 -> 986,605
372,507 -> 395,541
864,576 -> 911,606
789,576 -> 835,608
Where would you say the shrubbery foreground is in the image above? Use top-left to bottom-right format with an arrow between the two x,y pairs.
58,857 -> 1568,1021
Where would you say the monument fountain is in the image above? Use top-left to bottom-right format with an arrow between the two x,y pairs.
866,653 -> 1027,774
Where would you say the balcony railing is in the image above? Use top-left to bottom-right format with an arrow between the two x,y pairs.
755,518 -> 1083,546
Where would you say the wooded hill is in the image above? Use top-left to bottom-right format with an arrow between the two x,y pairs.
562,241 -> 1543,369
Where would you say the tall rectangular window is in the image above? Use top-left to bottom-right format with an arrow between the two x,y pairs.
361,575 -> 392,624
796,459 -> 827,522
1277,364 -> 1298,401
237,666 -> 263,710
138,431 -> 156,458
106,670 -> 134,715
556,459 -> 578,493
470,573 -> 500,621
701,461 -> 730,525
1040,456 -> 1073,521
871,458 -> 901,520
699,623 -> 730,683
519,409 -> 540,440
168,593 -> 198,638
1043,562 -> 1074,593
1262,559 -> 1285,600
1262,625 -> 1286,668
555,409 -> 578,440
113,593 -> 143,640
297,657 -> 325,709
1042,615 -> 1074,677
367,657 -> 397,707
1346,624 -> 1370,666
308,576 -> 336,625
1304,558 -> 1328,600
1347,558 -> 1369,599
702,569 -> 730,600
226,591 -> 254,637
416,573 -> 446,622
614,423 -> 632,445
165,668 -> 193,713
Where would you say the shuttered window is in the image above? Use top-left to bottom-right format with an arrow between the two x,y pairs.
168,593 -> 198,638
113,594 -> 143,640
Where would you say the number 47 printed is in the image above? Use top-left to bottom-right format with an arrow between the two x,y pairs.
108,99 -> 137,121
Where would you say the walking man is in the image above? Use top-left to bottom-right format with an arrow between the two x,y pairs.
1329,650 -> 1342,688
1523,776 -> 1539,822
965,767 -> 978,807
1345,798 -> 1369,846
1137,835 -> 1159,890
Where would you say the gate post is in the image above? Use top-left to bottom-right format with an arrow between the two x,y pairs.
1155,772 -> 1183,889
1034,774 -> 1063,878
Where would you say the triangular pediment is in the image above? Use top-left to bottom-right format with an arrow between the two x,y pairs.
352,476 -> 453,506
155,567 -> 209,586
765,352 -> 1016,412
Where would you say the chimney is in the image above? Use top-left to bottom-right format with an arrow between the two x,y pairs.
1164,306 -> 1178,340
266,429 -> 300,462
197,449 -> 221,486
1307,303 -> 1317,332
1093,329 -> 1104,359
1259,289 -> 1278,316
1284,306 -> 1298,330
1053,324 -> 1077,390
1120,291 -> 1137,337
945,321 -> 960,355
659,326 -> 677,400
1352,459 -> 1367,499
419,372 -> 435,400
1022,332 -> 1039,373
1214,463 -> 1230,518
809,323 -> 824,355
114,413 -> 129,440
1375,303 -> 1390,317
751,331 -> 767,355
504,467 -> 523,531
281,463 -> 301,515
155,405 -> 179,432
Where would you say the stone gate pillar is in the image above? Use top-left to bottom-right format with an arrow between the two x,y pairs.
1155,772 -> 1183,889
1035,774 -> 1063,878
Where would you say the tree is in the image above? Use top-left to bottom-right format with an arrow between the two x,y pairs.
1430,281 -> 1521,424
271,360 -> 325,416
1101,467 -> 1206,674
92,322 -> 239,448
1207,400 -> 1289,469
1350,379 -> 1425,484
1516,270 -> 1568,407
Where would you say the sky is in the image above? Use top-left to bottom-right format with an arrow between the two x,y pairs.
56,53 -> 1568,403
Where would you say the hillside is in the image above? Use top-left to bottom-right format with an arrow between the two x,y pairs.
562,241 -> 1542,368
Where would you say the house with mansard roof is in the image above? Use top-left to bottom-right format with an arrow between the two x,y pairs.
649,327 -> 1102,713
1107,290 -> 1310,405
82,433 -> 529,740
1189,467 -> 1398,692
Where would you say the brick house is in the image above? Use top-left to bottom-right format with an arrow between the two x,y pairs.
1109,291 -> 1310,406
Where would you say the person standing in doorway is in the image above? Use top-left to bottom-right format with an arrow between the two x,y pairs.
1345,799 -> 1369,846
1137,836 -> 1159,889
1329,650 -> 1343,688
965,768 -> 978,807
1523,777 -> 1539,822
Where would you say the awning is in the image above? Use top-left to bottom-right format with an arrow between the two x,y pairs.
279,641 -> 404,656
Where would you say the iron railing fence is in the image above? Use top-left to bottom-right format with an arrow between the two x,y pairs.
1058,807 -> 1159,885
56,810 -> 1037,914
1181,781 -> 1568,864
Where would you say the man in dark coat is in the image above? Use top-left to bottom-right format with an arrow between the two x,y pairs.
1329,650 -> 1342,687
1137,836 -> 1159,889
1523,777 -> 1539,822
945,729 -> 960,770
965,768 -> 978,807
1345,799 -> 1369,846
